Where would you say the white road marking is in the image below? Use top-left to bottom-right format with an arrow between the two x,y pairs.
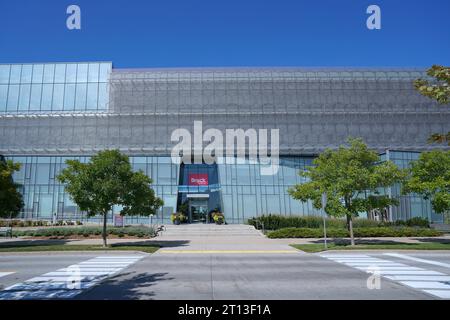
345,263 -> 406,266
423,290 -> 450,299
355,266 -> 424,271
400,281 -> 450,290
0,255 -> 144,300
384,275 -> 450,281
369,270 -> 444,275
0,272 -> 15,278
384,253 -> 450,269
321,253 -> 450,299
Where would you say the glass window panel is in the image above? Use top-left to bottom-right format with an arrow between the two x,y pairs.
99,63 -> 111,82
32,64 -> 44,83
20,65 -> 32,83
0,65 -> 10,84
43,64 -> 55,83
54,64 -> 66,83
38,194 -> 53,218
41,84 -> 53,110
0,85 -> 8,111
65,64 -> 77,83
10,65 -> 22,83
63,83 -> 76,109
6,84 -> 19,111
97,83 -> 108,109
88,63 -> 99,82
36,164 -> 50,184
86,83 -> 98,109
52,84 -> 64,110
75,83 -> 87,110
29,84 -> 42,110
76,63 -> 88,82
18,84 -> 31,111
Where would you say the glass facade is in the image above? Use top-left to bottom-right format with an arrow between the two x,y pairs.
218,156 -> 319,223
7,155 -> 179,224
4,151 -> 446,224
386,151 -> 443,223
1,64 -> 449,224
0,62 -> 111,113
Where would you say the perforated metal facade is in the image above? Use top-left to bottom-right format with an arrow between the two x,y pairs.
1,63 -> 449,223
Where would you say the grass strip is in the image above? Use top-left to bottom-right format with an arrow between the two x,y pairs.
0,244 -> 159,253
291,242 -> 450,253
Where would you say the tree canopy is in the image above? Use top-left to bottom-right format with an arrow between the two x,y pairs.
403,150 -> 450,215
0,157 -> 24,219
57,150 -> 163,246
288,138 -> 406,245
414,65 -> 450,145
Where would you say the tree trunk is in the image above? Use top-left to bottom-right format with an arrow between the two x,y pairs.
346,214 -> 351,231
102,212 -> 108,247
348,215 -> 355,246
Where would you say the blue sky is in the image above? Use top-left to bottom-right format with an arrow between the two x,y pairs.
0,0 -> 449,68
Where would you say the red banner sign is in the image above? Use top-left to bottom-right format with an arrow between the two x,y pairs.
188,174 -> 208,186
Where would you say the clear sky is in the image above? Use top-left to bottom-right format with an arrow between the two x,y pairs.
0,0 -> 449,68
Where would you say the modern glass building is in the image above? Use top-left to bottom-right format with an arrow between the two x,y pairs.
1,62 -> 449,224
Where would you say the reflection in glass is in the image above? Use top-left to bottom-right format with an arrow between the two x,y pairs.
0,65 -> 10,84
52,84 -> 64,110
18,84 -> 31,111
20,65 -> 32,83
10,65 -> 22,84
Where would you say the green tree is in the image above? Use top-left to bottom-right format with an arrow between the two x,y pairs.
403,150 -> 450,216
57,150 -> 163,247
366,195 -> 399,222
0,157 -> 24,219
288,138 -> 406,245
414,65 -> 450,145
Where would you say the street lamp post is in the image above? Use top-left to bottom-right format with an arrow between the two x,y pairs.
321,193 -> 328,250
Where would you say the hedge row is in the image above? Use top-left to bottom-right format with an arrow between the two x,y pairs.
0,220 -> 83,228
266,227 -> 442,239
13,226 -> 156,238
248,215 -> 430,230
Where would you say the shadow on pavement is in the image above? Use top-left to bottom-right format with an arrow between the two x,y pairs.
0,239 -> 71,247
309,238 -> 404,245
109,240 -> 190,248
412,237 -> 450,244
77,272 -> 173,300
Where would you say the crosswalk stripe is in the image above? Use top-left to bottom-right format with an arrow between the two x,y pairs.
400,281 -> 450,290
370,270 -> 444,275
44,271 -> 117,276
355,266 -> 424,271
384,253 -> 450,269
345,263 -> 406,266
423,290 -> 450,299
321,253 -> 450,299
0,272 -> 15,278
0,255 -> 144,300
384,275 -> 450,281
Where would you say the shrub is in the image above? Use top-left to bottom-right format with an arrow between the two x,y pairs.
170,212 -> 187,224
12,226 -> 157,238
267,227 -> 442,239
212,212 -> 225,225
249,215 -> 367,230
249,214 -> 433,230
405,217 -> 430,228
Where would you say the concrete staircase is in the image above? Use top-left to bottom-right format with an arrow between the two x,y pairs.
157,224 -> 263,238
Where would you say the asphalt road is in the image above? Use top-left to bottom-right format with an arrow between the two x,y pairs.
1,251 -> 450,300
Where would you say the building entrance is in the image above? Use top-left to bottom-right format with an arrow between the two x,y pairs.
189,199 -> 208,223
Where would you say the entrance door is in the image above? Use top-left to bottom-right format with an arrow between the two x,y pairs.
189,200 -> 208,223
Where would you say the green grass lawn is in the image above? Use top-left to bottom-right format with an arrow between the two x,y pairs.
291,242 -> 450,253
0,243 -> 159,253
